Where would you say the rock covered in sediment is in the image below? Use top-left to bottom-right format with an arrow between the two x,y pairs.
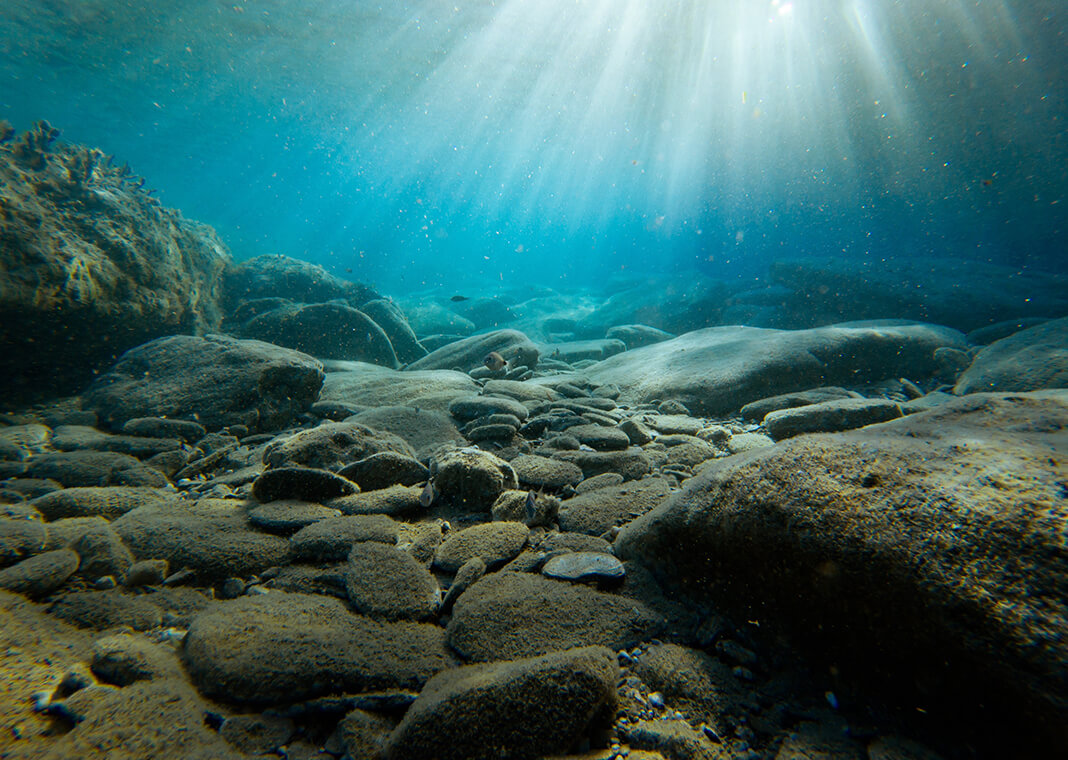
558,476 -> 674,537
582,321 -> 966,416
345,541 -> 440,621
30,486 -> 178,521
616,390 -> 1068,751
240,301 -> 400,367
113,499 -> 290,582
338,451 -> 429,491
183,592 -> 449,703
955,316 -> 1068,394
541,552 -> 625,585
348,406 -> 467,458
84,334 -> 324,432
0,123 -> 232,402
251,467 -> 358,503
509,454 -> 584,489
739,386 -> 861,421
446,571 -> 663,662
430,449 -> 519,511
321,362 -> 479,413
261,421 -> 415,471
289,515 -> 400,562
0,548 -> 80,598
23,450 -> 169,489
433,522 -> 530,573
762,397 -> 903,440
382,646 -> 618,760
606,323 -> 675,349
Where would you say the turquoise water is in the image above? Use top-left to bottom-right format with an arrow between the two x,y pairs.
1,0 -> 1064,293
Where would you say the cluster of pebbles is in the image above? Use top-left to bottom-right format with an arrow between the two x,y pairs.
0,361 -> 955,760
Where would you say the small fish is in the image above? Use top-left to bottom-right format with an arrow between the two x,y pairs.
525,490 -> 537,521
450,295 -> 470,302
419,480 -> 437,507
483,351 -> 507,371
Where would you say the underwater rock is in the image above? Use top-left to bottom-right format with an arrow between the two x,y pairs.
539,338 -> 627,363
616,390 -> 1068,752
30,486 -> 177,521
49,589 -> 164,631
769,256 -> 1068,332
403,302 -> 477,337
430,448 -> 519,512
582,274 -> 733,337
321,361 -> 479,413
251,466 -> 358,503
289,514 -> 399,562
23,450 -> 168,488
606,323 -> 675,349
261,421 -> 415,471
183,592 -> 449,704
954,316 -> 1068,394
345,541 -> 440,621
446,295 -> 516,329
112,499 -> 290,582
0,548 -> 80,598
509,454 -> 584,489
247,500 -> 341,534
85,334 -> 324,433
222,253 -> 377,309
381,646 -> 618,760
0,126 -> 231,402
405,329 -> 539,372
446,571 -> 663,662
337,451 -> 429,491
240,301 -> 400,367
558,476 -> 674,536
541,551 -> 625,585
550,448 -> 654,482
361,298 -> 429,363
739,386 -> 861,421
583,321 -> 967,416
433,521 -> 530,573
762,397 -> 903,440
448,394 -> 530,423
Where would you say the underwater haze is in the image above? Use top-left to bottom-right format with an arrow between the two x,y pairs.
1,0 -> 1064,293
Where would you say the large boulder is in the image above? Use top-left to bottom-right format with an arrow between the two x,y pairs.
583,321 -> 966,416
406,329 -> 539,372
616,391 -> 1068,752
361,299 -> 428,364
769,256 -> 1068,332
955,316 -> 1068,394
0,123 -> 231,402
222,253 -> 377,308
183,592 -> 449,704
382,646 -> 618,760
239,301 -> 399,367
84,334 -> 324,432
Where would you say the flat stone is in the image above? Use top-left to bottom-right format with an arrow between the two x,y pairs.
0,517 -> 48,568
448,395 -> 530,423
290,515 -> 400,562
0,548 -> 80,598
558,477 -> 675,536
509,454 -> 584,489
956,316 -> 1068,394
121,416 -> 207,443
113,499 -> 290,582
24,450 -> 168,488
49,589 -> 164,631
183,592 -> 449,703
251,467 -> 358,503
434,522 -> 530,573
763,397 -> 903,440
247,501 -> 342,534
567,424 -> 631,451
382,646 -> 618,760
327,485 -> 425,516
550,448 -> 653,481
446,572 -> 663,662
31,486 -> 178,521
542,552 -> 626,585
740,387 -> 860,421
431,449 -> 519,512
345,541 -> 440,621
262,421 -> 415,471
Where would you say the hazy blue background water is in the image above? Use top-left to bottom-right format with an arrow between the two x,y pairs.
1,0 -> 1063,295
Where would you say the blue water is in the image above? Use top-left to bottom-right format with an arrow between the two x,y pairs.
1,0 -> 1064,294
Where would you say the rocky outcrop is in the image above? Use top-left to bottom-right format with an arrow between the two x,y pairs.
0,122 -> 231,401
616,391 -> 1068,751
955,316 -> 1068,394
